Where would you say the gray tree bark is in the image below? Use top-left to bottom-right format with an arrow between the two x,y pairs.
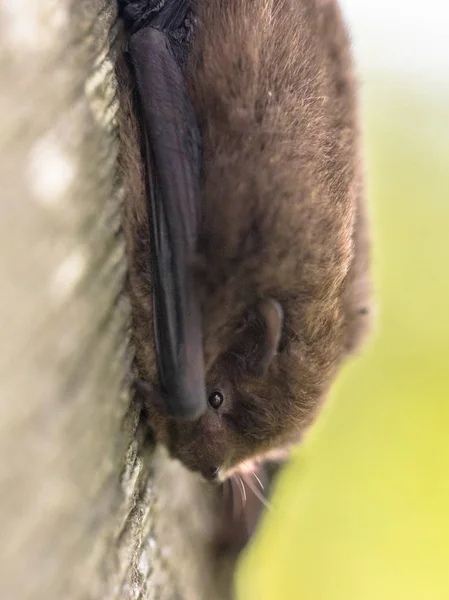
0,1 -> 228,598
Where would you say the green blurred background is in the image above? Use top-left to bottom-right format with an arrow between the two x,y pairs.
237,2 -> 449,598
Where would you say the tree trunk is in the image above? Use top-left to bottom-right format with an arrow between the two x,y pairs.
0,1 -> 227,598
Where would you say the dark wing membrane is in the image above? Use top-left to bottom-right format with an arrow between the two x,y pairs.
128,26 -> 206,420
118,0 -> 190,34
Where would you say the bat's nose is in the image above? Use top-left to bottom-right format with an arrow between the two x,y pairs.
201,466 -> 220,481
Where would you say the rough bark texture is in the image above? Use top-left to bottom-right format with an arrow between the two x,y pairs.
0,1 -> 227,598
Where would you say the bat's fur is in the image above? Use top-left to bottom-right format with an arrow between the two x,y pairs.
117,0 -> 372,480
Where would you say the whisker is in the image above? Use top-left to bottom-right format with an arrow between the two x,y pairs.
242,473 -> 272,512
241,460 -> 265,491
251,470 -> 265,491
235,474 -> 246,507
230,476 -> 242,520
237,473 -> 247,505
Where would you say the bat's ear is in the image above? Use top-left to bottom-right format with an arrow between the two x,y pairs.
231,298 -> 284,377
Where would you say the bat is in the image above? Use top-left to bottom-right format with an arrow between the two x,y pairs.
118,0 -> 372,490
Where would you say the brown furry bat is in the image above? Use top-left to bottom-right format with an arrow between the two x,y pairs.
117,0 -> 371,483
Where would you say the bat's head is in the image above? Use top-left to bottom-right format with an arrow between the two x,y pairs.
145,298 -> 304,480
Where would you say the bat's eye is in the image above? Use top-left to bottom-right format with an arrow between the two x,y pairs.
208,390 -> 224,410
